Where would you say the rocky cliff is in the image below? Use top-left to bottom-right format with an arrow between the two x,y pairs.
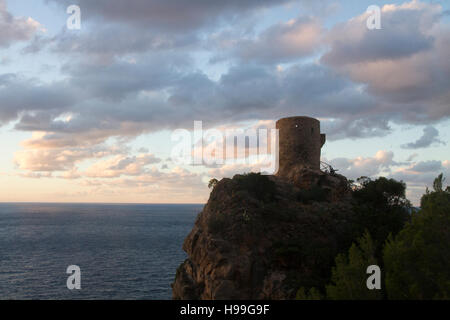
172,170 -> 358,299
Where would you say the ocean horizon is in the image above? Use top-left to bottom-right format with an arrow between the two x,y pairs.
0,202 -> 203,299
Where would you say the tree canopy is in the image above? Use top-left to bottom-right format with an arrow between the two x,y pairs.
297,174 -> 450,300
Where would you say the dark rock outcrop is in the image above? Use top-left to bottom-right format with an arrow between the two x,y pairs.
172,170 -> 356,300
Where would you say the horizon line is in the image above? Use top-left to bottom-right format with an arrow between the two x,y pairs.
0,201 -> 205,205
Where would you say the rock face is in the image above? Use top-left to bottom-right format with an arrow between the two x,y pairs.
172,171 -> 354,300
172,116 -> 355,300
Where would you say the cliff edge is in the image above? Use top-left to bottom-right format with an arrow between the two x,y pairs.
172,169 -> 355,299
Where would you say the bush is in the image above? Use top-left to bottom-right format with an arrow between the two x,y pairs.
297,185 -> 328,204
233,172 -> 276,202
353,176 -> 410,208
208,178 -> 219,189
351,177 -> 411,257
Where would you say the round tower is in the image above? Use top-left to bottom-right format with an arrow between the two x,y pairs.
276,116 -> 326,177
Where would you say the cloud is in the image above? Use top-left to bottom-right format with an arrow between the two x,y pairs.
389,160 -> 449,192
406,153 -> 419,162
2,52 -> 434,149
322,1 -> 450,124
0,0 -> 43,48
14,138 -> 126,172
208,162 -> 264,178
18,172 -> 53,179
322,116 -> 391,140
322,1 -> 439,65
327,150 -> 397,179
76,165 -> 209,203
24,25 -> 200,60
6,1 -> 448,147
5,59 -> 376,147
1,0 -> 448,207
409,160 -> 443,172
0,56 -> 11,65
3,0 -> 450,204
0,74 -> 79,125
13,148 -> 111,172
30,0 -> 295,60
401,126 -> 446,149
14,128 -> 162,180
327,151 -> 450,205
84,154 -> 161,178
229,16 -> 323,64
47,0 -> 293,32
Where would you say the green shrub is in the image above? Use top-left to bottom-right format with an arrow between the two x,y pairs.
353,176 -> 410,208
208,178 -> 219,189
233,172 -> 276,202
351,177 -> 411,257
297,185 -> 328,204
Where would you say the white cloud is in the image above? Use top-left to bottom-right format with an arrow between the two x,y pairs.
84,154 -> 161,178
327,150 -> 396,179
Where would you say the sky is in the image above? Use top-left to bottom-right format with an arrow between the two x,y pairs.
0,0 -> 449,205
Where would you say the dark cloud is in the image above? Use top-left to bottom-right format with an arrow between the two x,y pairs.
31,0 -> 294,59
389,160 -> 449,200
0,74 -> 79,124
0,57 -> 419,147
406,153 -> 419,162
23,25 -> 199,60
321,2 -> 450,125
231,17 -> 323,64
322,116 -> 392,140
64,54 -> 189,100
47,0 -> 293,32
401,126 -> 446,149
2,0 -> 449,150
410,160 -> 443,173
322,3 -> 438,65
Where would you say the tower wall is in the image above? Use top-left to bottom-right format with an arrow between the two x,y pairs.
276,116 -> 325,176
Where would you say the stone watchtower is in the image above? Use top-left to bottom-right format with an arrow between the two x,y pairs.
276,116 -> 326,178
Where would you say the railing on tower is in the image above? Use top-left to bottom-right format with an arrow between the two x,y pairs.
320,161 -> 338,175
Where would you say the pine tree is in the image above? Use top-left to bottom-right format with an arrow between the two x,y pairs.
326,231 -> 383,300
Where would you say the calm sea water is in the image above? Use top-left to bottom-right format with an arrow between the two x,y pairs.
0,203 -> 202,300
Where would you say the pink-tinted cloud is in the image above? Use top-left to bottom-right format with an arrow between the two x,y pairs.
0,0 -> 43,48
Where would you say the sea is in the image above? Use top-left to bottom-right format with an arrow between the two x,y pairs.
0,203 -> 202,300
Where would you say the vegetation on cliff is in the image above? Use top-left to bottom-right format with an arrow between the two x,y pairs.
312,174 -> 450,300
172,172 -> 449,300
324,231 -> 382,300
383,177 -> 450,299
